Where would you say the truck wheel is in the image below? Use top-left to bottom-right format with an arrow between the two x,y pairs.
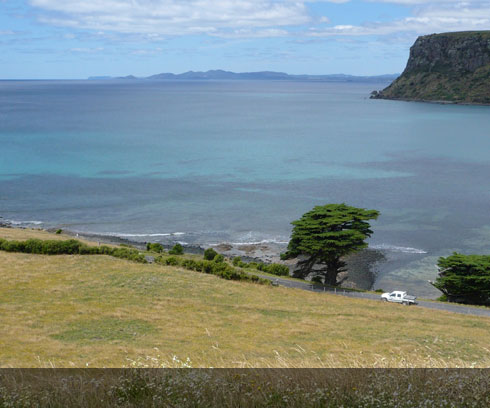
403,301 -> 408,305
383,298 -> 388,302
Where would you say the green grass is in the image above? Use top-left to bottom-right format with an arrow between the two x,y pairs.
52,318 -> 156,343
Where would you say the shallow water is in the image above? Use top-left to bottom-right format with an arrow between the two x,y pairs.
1,80 -> 490,297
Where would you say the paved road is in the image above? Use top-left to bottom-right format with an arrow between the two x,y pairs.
258,274 -> 490,318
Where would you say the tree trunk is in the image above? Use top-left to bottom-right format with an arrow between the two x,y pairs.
323,258 -> 346,286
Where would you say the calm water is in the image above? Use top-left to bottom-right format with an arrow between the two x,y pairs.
1,80 -> 490,297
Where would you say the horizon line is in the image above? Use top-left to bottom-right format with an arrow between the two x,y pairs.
1,70 -> 400,81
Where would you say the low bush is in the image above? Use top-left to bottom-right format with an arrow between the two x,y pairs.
213,254 -> 225,263
256,262 -> 289,276
164,256 -> 181,266
232,257 -> 248,268
146,243 -> 165,253
154,255 -> 269,285
232,257 -> 289,276
55,229 -> 62,234
266,263 -> 290,276
0,238 -> 147,264
204,248 -> 218,261
169,243 -> 184,255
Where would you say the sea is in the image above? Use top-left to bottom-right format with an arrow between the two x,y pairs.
1,79 -> 490,298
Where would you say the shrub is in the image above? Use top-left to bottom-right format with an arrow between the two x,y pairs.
0,238 -> 146,263
182,259 -> 200,270
55,229 -> 62,234
110,247 -> 147,263
266,263 -> 289,276
146,243 -> 165,253
254,262 -> 289,276
161,255 -> 270,285
213,254 -> 225,263
375,289 -> 384,293
169,243 -> 184,255
0,240 -> 23,252
232,257 -> 242,266
164,256 -> 180,266
204,248 -> 218,261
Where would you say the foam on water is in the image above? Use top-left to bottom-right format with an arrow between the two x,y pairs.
2,219 -> 44,226
90,232 -> 186,238
370,244 -> 428,254
230,240 -> 289,246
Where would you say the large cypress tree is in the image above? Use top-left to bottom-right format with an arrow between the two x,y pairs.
281,203 -> 379,285
431,253 -> 490,305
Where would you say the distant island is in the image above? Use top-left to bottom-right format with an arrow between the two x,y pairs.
89,70 -> 398,83
372,31 -> 490,104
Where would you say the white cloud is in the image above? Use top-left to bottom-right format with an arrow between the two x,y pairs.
309,0 -> 490,37
26,0 -> 490,40
29,0 -> 310,37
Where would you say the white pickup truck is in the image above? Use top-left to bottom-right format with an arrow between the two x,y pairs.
381,291 -> 417,305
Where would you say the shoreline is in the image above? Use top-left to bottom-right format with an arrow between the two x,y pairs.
0,220 -> 384,291
370,94 -> 490,106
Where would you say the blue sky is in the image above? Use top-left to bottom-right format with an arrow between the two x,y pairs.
1,1 -> 489,79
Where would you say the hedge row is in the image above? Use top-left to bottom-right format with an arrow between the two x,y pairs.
155,256 -> 270,285
232,257 -> 290,276
0,238 -> 147,264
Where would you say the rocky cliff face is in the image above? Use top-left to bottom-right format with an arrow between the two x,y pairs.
372,31 -> 490,104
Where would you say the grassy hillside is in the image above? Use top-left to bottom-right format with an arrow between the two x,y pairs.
1,228 -> 490,368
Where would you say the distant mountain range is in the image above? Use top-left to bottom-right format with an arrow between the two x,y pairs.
89,70 -> 398,83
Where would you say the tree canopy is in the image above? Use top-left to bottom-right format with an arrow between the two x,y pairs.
282,203 -> 379,285
432,253 -> 490,305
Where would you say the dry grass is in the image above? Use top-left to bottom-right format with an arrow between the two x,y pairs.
1,229 -> 490,368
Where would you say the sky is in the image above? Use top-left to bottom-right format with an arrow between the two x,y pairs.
1,0 -> 489,79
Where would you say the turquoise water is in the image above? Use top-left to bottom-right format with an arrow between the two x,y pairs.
1,80 -> 490,297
